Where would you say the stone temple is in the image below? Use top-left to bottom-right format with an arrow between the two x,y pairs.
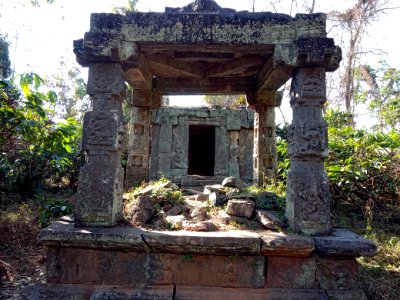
125,106 -> 256,189
26,1 -> 377,299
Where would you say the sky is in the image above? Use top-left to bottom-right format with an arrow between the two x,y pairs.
0,0 -> 399,123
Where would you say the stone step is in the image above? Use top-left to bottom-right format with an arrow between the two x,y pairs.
24,284 -> 367,300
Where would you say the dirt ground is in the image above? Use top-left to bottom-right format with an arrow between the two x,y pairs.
0,246 -> 46,299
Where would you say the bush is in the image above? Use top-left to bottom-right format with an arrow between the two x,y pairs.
0,73 -> 82,195
326,110 -> 400,225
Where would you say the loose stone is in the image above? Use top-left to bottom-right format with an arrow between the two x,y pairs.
225,199 -> 255,218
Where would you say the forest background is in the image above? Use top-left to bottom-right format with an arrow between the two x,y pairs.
0,1 -> 399,299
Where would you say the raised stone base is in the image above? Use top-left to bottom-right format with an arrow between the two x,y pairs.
24,219 -> 376,299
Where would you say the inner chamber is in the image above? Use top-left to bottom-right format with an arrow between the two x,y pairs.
188,125 -> 215,176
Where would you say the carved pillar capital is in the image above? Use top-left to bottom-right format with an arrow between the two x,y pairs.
290,67 -> 326,107
87,63 -> 126,97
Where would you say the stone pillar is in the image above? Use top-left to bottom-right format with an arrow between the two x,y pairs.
253,91 -> 277,186
124,90 -> 152,190
75,63 -> 126,227
286,67 -> 331,236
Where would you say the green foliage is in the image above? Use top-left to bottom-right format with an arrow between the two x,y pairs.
275,124 -> 290,183
272,110 -> 399,226
0,73 -> 81,194
326,110 -> 400,213
203,94 -> 247,107
112,0 -> 138,15
30,0 -> 56,6
355,62 -> 400,130
38,195 -> 73,227
46,65 -> 89,121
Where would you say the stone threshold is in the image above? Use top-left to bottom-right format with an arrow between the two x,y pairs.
39,217 -> 377,258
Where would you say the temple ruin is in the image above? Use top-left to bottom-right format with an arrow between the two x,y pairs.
27,1 -> 377,299
125,106 -> 255,189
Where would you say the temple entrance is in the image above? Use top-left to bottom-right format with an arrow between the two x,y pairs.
188,125 -> 215,176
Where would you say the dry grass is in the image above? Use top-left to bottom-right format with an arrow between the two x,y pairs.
0,198 -> 46,298
333,204 -> 400,300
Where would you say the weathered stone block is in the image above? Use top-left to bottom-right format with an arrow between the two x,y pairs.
325,289 -> 366,300
315,258 -> 358,290
286,160 -> 331,235
288,119 -> 328,158
142,230 -> 260,255
170,168 -> 187,177
227,110 -> 242,130
148,253 -> 265,288
75,159 -> 123,226
255,209 -> 284,230
128,196 -> 155,224
171,124 -> 188,169
214,126 -> 229,175
290,67 -> 326,106
226,199 -> 255,218
266,288 -> 328,300
46,247 -> 148,286
87,63 -> 125,95
314,228 -> 377,257
266,257 -> 317,289
260,231 -> 314,257
82,111 -> 122,154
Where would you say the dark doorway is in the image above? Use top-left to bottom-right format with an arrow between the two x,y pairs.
188,125 -> 215,176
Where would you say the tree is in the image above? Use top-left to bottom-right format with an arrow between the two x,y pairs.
46,63 -> 89,122
329,0 -> 391,113
0,73 -> 80,194
204,94 -> 247,107
355,62 -> 400,131
0,37 -> 11,79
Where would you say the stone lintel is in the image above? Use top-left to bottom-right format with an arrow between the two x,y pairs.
154,76 -> 257,95
313,228 -> 378,257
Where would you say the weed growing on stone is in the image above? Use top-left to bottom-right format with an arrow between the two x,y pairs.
184,253 -> 193,262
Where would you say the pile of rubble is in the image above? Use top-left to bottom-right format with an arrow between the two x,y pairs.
125,177 -> 286,232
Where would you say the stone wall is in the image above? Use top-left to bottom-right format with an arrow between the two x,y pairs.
27,220 -> 375,299
146,107 -> 254,186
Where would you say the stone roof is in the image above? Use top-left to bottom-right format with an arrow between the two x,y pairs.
74,5 -> 341,107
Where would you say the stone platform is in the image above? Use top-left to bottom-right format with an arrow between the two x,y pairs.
24,218 -> 376,299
